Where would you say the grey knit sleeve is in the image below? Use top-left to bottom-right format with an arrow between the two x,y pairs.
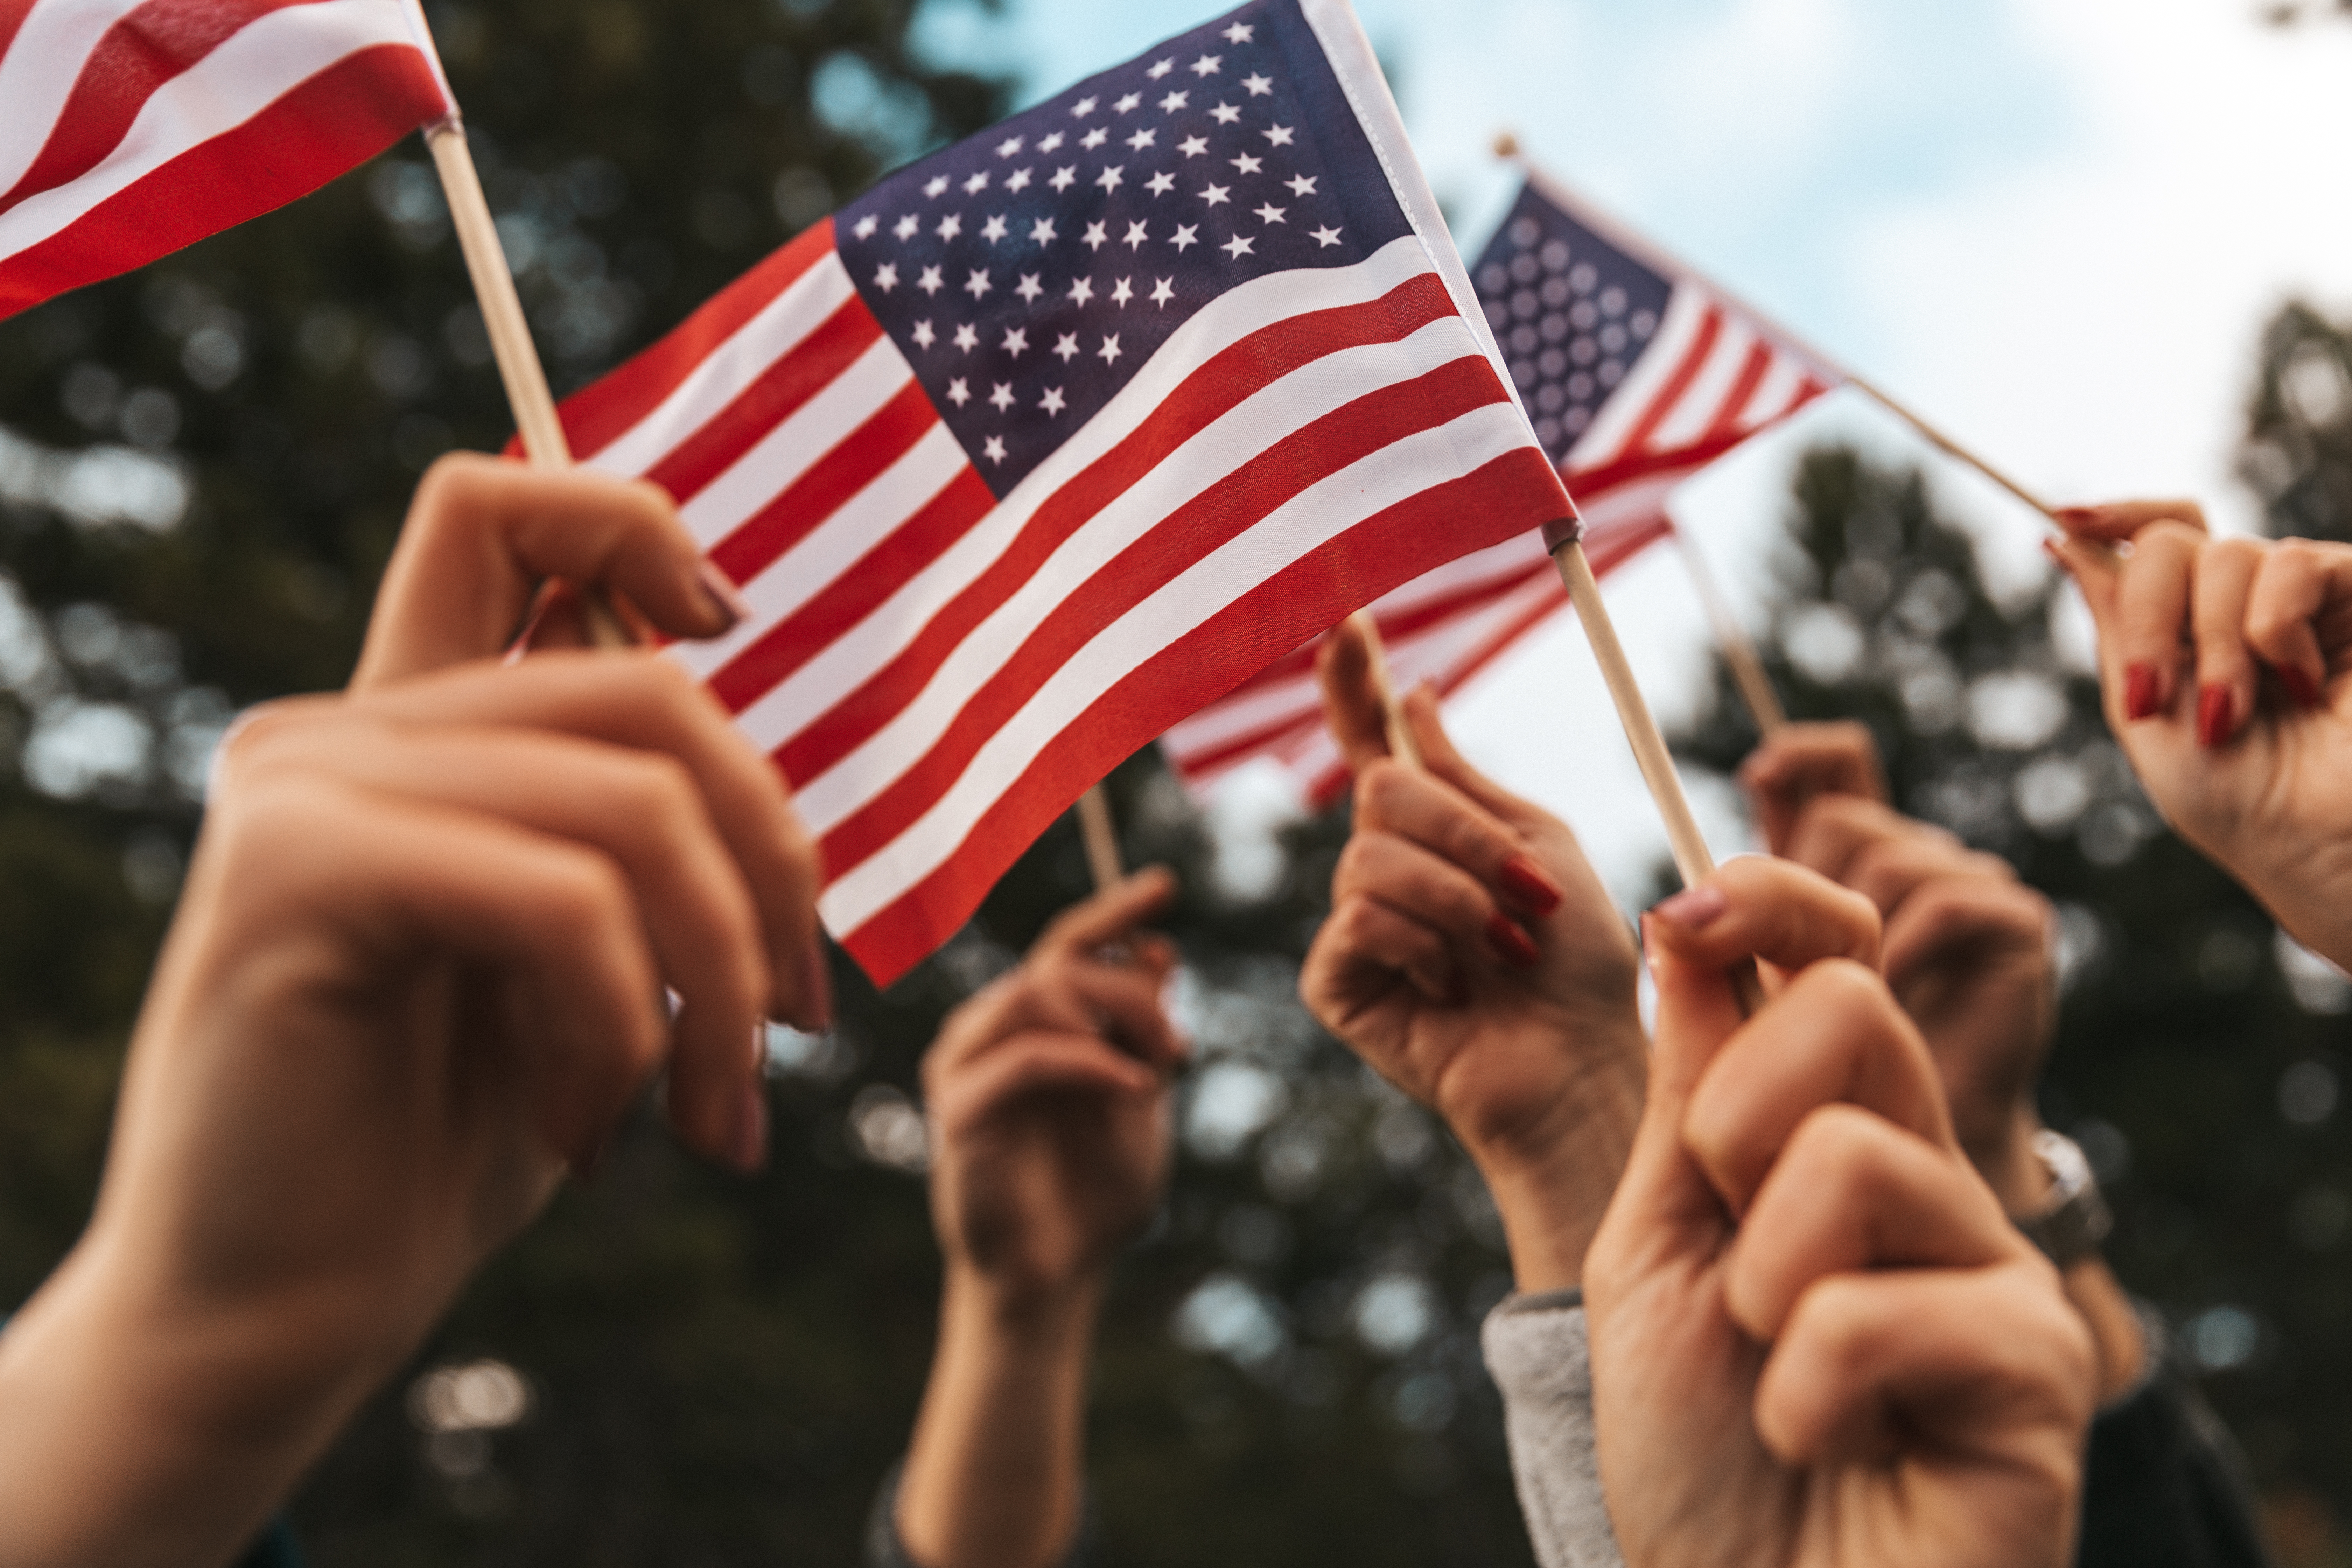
1480,1290 -> 1626,1568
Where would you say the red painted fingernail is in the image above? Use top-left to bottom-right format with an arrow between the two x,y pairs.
2197,685 -> 2233,749
2053,505 -> 2100,524
2124,663 -> 2162,721
2277,663 -> 2324,710
696,559 -> 752,632
1497,853 -> 1564,917
1485,911 -> 1540,968
1651,885 -> 1727,930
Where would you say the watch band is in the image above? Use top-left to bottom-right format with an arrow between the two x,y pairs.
2015,1129 -> 2113,1268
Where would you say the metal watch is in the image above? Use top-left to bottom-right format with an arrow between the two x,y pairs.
2014,1129 -> 2113,1268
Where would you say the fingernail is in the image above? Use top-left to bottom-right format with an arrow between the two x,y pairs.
2277,662 -> 2324,710
2197,684 -> 2233,749
1497,853 -> 1564,917
795,936 -> 835,1033
2124,663 -> 2162,722
732,1084 -> 769,1174
2053,505 -> 2100,524
1651,884 -> 1727,930
1485,911 -> 1540,968
695,559 -> 752,632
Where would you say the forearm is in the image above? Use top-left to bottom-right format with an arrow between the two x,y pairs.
1476,1048 -> 1646,1294
0,1237 -> 376,1568
896,1269 -> 1101,1568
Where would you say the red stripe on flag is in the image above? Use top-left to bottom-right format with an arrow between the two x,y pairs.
0,0 -> 38,61
706,379 -> 939,588
1700,340 -> 1773,445
0,43 -> 445,322
839,447 -> 1568,982
560,220 -> 838,463
708,465 -> 995,718
0,0 -> 328,217
768,273 -> 1460,786
811,354 -> 1513,878
643,296 -> 883,507
1612,304 -> 1723,461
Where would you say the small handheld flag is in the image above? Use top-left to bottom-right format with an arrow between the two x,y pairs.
1166,155 -> 1839,798
0,0 -> 456,322
548,0 -> 1575,984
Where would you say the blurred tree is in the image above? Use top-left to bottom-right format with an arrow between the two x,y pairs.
1672,446 -> 2352,1559
0,1 -> 1536,1564
2244,302 -> 2352,544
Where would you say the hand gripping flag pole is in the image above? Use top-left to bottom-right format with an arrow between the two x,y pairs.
401,2 -> 630,648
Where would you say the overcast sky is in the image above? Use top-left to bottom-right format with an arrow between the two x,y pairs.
917,0 -> 2352,902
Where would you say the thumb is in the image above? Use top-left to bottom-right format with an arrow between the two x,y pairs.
1587,915 -> 1739,1273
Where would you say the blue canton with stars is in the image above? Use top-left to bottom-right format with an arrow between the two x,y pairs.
837,0 -> 1413,499
1469,183 -> 1674,469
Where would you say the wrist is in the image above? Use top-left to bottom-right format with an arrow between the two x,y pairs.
1463,1036 -> 1646,1293
939,1260 -> 1105,1351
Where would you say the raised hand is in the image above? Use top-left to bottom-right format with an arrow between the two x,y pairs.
1736,720 -> 1888,857
898,872 -> 1183,1568
922,870 -> 1183,1302
2052,502 -> 2352,971
1301,616 -> 1644,1292
1583,859 -> 2096,1568
0,651 -> 808,1568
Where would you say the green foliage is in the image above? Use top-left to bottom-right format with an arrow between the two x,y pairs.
2244,302 -> 2352,544
1673,446 -> 2352,1535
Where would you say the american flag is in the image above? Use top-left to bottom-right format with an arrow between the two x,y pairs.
1164,170 -> 1837,801
555,0 -> 1571,985
0,0 -> 455,322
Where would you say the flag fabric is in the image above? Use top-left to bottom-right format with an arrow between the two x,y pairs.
1163,170 -> 1839,802
0,0 -> 455,323
552,0 -> 1572,986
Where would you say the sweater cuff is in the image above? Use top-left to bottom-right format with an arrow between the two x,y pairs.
1480,1294 -> 1624,1568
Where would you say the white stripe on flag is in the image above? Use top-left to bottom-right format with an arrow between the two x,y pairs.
818,400 -> 1535,932
676,331 -> 913,546
581,252 -> 860,479
670,420 -> 969,680
0,0 -> 424,259
0,0 -> 152,194
1646,314 -> 1758,453
1738,352 -> 1811,430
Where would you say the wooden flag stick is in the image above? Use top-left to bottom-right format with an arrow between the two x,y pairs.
1075,785 -> 1125,891
1674,530 -> 1787,734
1551,537 -> 1718,888
1346,610 -> 1423,770
425,115 -> 632,649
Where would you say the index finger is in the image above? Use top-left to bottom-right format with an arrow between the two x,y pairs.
2052,499 -> 2211,542
355,454 -> 741,691
1033,865 -> 1181,964
1738,722 -> 1887,857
